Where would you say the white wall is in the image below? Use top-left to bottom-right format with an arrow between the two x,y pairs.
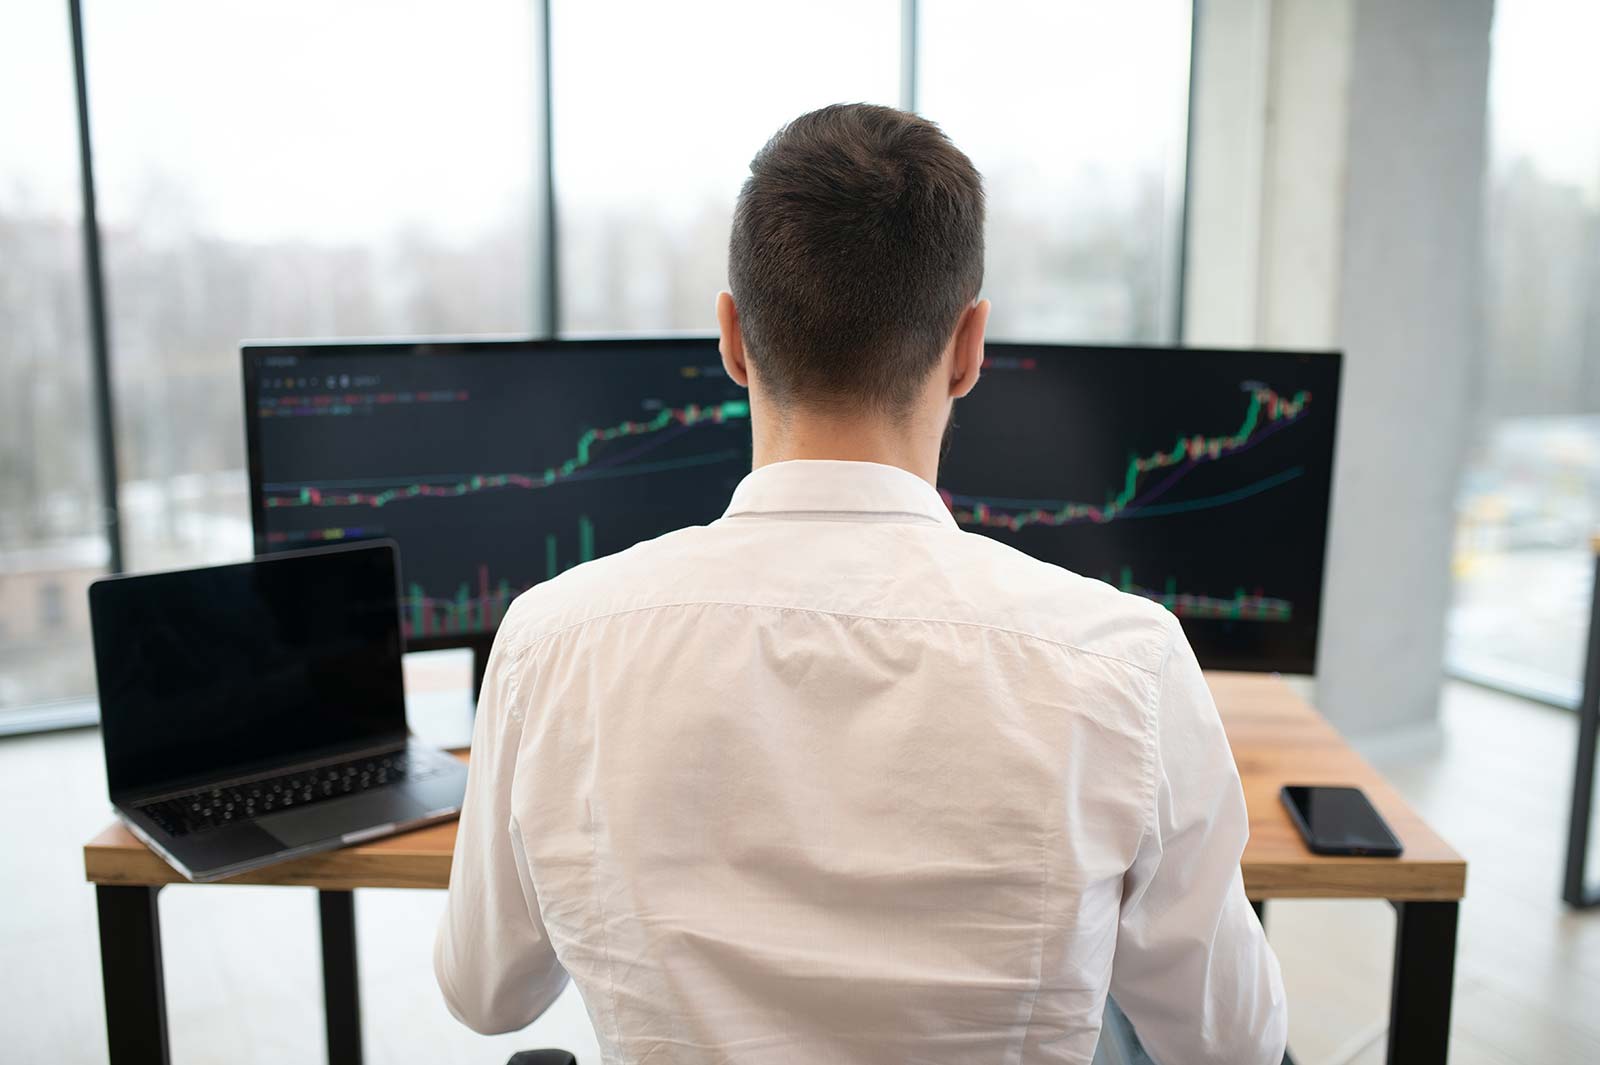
1186,0 -> 1492,744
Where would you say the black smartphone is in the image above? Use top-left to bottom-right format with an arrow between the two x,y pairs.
1280,785 -> 1404,857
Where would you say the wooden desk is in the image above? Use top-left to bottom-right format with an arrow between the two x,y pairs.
86,673 -> 1466,1064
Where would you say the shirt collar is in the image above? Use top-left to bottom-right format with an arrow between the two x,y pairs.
723,460 -> 959,529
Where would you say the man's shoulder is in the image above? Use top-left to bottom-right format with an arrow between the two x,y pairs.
936,528 -> 1180,675
495,519 -> 1179,677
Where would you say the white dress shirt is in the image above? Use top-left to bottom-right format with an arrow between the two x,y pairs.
436,459 -> 1286,1064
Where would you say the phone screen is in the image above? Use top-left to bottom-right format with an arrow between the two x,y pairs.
1281,785 -> 1403,856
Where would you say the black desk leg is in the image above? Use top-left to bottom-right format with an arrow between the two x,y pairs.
1386,901 -> 1458,1064
1564,558 -> 1600,908
96,885 -> 171,1065
319,890 -> 364,1065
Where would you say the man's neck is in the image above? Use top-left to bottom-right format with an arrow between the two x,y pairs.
752,407 -> 942,486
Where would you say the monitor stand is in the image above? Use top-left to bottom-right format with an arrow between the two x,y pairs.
471,641 -> 492,705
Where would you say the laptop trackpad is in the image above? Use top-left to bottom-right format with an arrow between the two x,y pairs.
257,790 -> 428,848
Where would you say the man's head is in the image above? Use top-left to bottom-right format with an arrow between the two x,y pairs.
718,104 -> 988,444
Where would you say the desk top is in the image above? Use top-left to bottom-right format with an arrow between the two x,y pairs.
84,673 -> 1466,901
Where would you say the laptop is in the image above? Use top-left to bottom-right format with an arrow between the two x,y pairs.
89,540 -> 469,882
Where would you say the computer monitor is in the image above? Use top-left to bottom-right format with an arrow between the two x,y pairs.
246,337 -> 1338,675
243,338 -> 752,658
939,343 -> 1341,674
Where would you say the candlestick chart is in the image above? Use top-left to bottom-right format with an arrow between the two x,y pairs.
940,344 -> 1340,673
249,341 -> 752,644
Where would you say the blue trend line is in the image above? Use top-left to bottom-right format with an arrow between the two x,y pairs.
947,465 -> 1306,521
1119,466 -> 1306,519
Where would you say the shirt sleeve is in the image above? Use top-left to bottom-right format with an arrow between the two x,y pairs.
434,634 -> 569,1034
1107,620 -> 1288,1065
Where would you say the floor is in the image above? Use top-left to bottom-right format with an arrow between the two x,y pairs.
4,680 -> 1599,1065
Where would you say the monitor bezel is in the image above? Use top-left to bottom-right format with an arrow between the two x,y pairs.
242,334 -> 726,653
975,341 -> 1343,677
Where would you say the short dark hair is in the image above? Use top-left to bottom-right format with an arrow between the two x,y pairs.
728,103 -> 985,414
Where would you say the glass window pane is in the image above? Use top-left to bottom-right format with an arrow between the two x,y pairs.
1448,0 -> 1600,704
918,0 -> 1191,343
552,0 -> 902,334
84,0 -> 544,574
0,2 -> 106,713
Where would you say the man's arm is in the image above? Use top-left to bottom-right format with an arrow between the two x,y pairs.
1108,619 -> 1288,1065
434,637 -> 568,1034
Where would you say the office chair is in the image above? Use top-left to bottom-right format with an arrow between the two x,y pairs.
506,1052 -> 577,1065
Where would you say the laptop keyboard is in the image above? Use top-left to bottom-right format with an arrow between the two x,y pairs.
138,751 -> 442,838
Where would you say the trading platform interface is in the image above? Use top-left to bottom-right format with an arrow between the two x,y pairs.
940,344 -> 1340,673
246,340 -> 752,647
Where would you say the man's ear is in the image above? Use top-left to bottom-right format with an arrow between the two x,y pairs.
717,291 -> 750,388
947,298 -> 990,400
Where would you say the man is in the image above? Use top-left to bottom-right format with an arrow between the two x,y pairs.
436,103 -> 1286,1064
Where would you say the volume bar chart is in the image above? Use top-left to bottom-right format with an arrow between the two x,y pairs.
400,514 -> 606,637
404,564 -> 521,639
546,515 -> 596,581
1114,567 -> 1293,623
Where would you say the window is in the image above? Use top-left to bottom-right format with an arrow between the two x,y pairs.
0,1 -> 105,714
4,0 -> 1199,727
1448,0 -> 1600,705
84,0 -> 545,574
551,0 -> 902,334
39,583 -> 67,632
918,0 -> 1192,343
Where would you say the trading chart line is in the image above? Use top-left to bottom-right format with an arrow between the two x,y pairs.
264,399 -> 750,510
942,384 -> 1311,531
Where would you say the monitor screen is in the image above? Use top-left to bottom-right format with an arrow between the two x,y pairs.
940,344 -> 1340,674
244,338 -> 753,648
91,542 -> 406,796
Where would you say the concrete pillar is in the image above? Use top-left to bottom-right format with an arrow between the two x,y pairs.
1185,0 -> 1492,745
1316,0 -> 1492,743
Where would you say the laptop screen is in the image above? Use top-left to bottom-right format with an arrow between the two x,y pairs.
91,542 -> 407,796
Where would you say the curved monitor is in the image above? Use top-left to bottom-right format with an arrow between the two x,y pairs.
940,342 -> 1341,674
244,337 -> 751,651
